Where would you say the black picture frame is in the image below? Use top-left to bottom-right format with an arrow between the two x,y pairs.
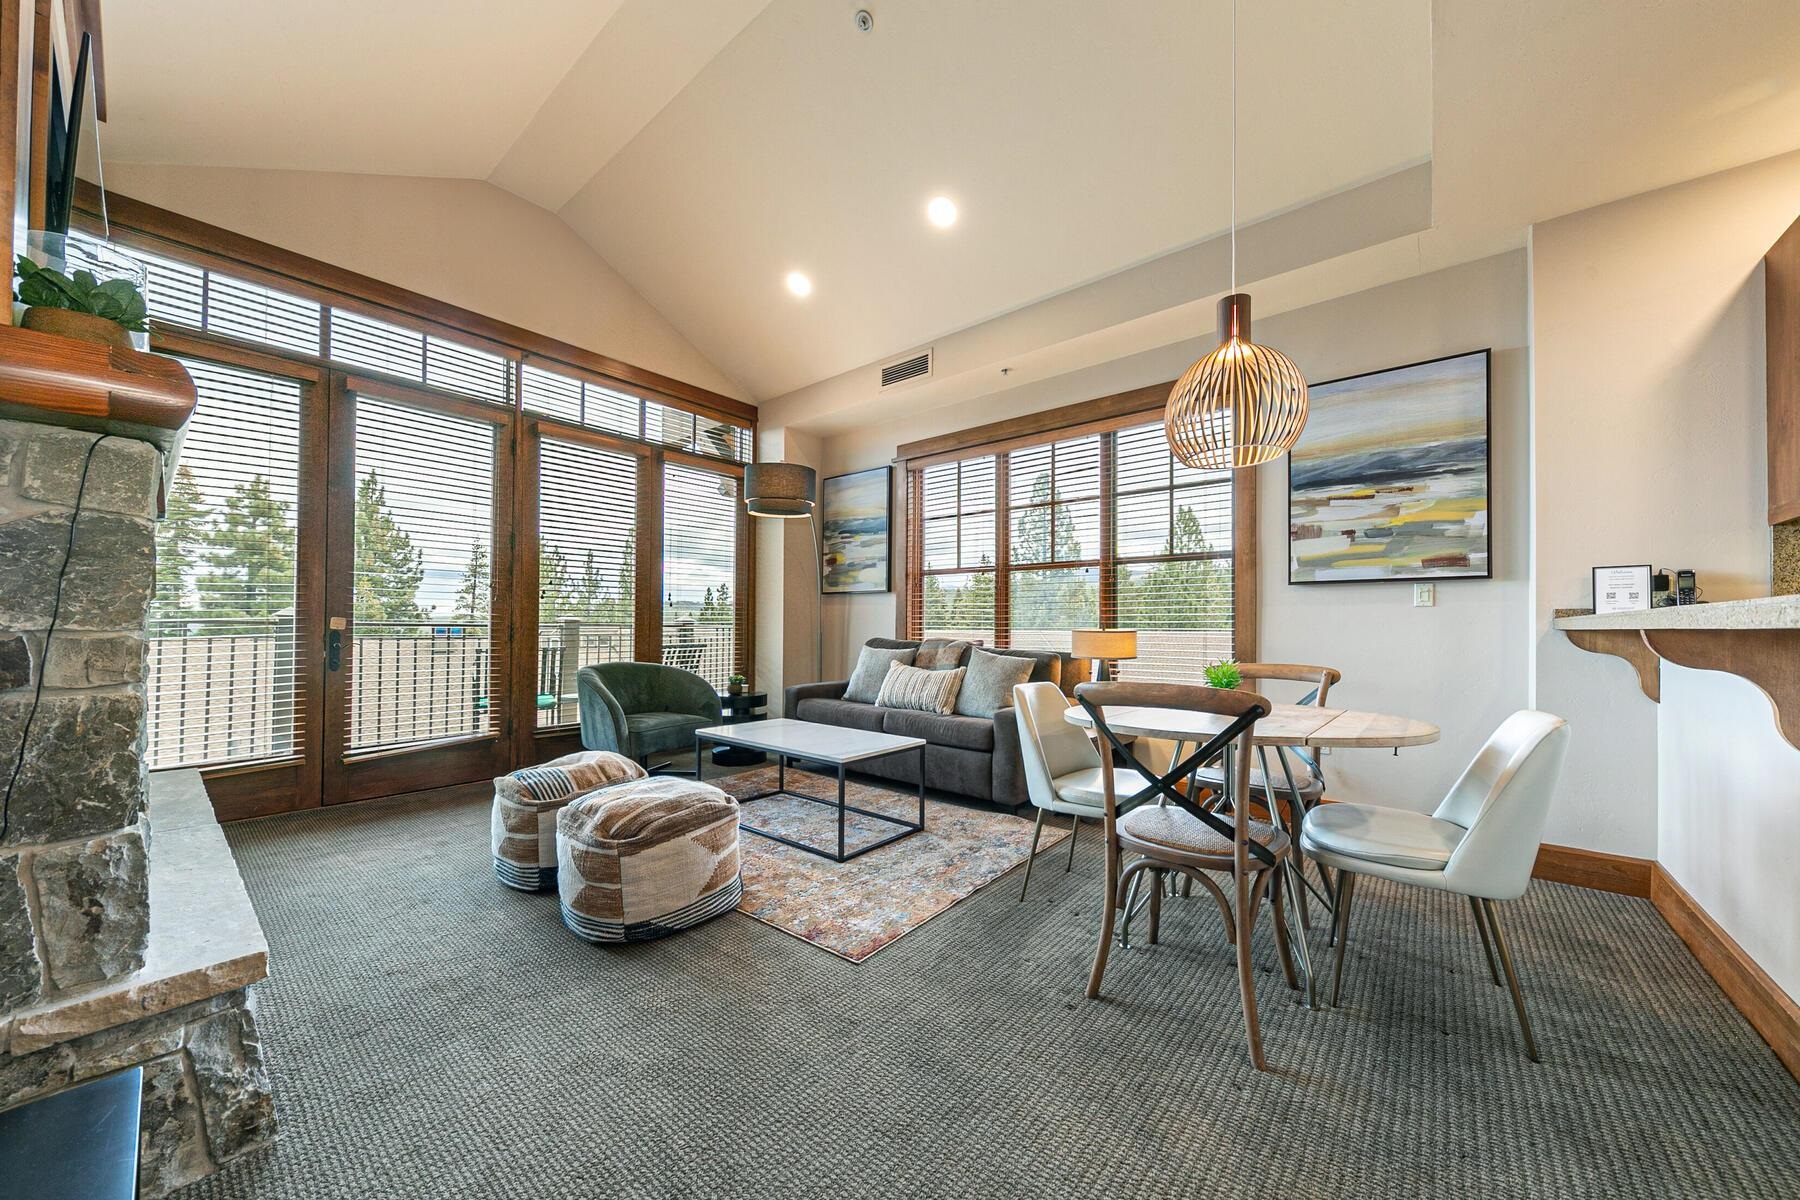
1286,348 -> 1493,585
820,466 -> 893,594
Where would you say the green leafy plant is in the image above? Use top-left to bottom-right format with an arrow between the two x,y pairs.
14,256 -> 149,332
1204,659 -> 1242,690
727,673 -> 747,686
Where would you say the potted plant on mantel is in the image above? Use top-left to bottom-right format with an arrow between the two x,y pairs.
13,255 -> 149,351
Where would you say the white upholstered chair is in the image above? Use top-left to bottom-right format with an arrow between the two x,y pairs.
1011,681 -> 1153,900
1299,709 -> 1571,1060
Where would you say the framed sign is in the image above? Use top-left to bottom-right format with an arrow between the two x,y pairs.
820,466 -> 892,594
1592,564 -> 1652,614
1288,350 -> 1491,583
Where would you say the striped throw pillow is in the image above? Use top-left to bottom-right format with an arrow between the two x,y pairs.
875,662 -> 965,715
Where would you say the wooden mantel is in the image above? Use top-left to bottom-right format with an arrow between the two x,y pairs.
0,321 -> 196,449
1554,598 -> 1800,751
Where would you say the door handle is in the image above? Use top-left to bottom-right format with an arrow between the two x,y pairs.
327,617 -> 347,671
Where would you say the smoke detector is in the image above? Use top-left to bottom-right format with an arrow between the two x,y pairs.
855,10 -> 873,33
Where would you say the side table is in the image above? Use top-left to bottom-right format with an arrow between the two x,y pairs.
712,691 -> 769,765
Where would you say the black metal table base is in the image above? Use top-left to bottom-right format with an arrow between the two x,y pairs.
698,737 -> 926,863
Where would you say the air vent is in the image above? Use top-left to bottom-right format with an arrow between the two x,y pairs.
880,348 -> 933,388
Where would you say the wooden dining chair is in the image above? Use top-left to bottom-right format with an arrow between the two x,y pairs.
1078,681 -> 1301,1072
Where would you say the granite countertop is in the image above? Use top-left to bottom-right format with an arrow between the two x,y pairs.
1553,595 -> 1800,631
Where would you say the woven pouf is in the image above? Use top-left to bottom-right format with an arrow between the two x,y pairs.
490,750 -> 646,891
556,777 -> 743,943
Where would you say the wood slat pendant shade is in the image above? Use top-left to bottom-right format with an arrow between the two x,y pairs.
1165,293 -> 1308,470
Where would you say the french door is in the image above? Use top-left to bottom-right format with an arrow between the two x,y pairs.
321,377 -> 514,804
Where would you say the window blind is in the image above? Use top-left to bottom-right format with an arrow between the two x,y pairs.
348,395 -> 501,752
146,360 -> 304,768
662,463 -> 742,688
521,363 -> 641,439
1005,435 -> 1101,653
905,421 -> 1236,677
1112,422 -> 1235,682
914,455 -> 997,644
329,309 -> 512,404
537,437 -> 639,726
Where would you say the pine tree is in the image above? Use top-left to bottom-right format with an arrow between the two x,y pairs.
710,582 -> 732,624
155,465 -> 209,627
207,475 -> 295,635
538,546 -> 572,623
353,471 -> 426,630
452,541 -> 489,624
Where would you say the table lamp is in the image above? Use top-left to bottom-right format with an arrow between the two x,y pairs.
1070,628 -> 1138,683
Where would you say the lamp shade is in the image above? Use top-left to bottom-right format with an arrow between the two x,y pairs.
743,462 -> 817,517
1165,293 -> 1308,470
1070,629 -> 1138,661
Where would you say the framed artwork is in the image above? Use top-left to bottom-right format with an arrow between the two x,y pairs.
1287,349 -> 1492,584
821,466 -> 892,593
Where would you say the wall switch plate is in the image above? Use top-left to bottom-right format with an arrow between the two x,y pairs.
1413,583 -> 1436,607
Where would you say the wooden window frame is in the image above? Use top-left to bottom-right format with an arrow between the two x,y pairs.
68,185 -> 756,791
897,382 -> 1258,663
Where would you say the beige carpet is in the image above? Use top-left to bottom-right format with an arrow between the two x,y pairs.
716,765 -> 1067,961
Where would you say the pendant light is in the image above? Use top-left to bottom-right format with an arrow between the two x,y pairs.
1164,0 -> 1308,471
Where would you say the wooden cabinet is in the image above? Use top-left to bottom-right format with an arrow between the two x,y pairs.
1768,214 -> 1800,524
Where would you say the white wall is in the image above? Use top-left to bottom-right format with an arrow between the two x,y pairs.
1529,149 -> 1800,857
98,163 -> 746,400
801,252 -> 1530,812
1658,664 -> 1800,1002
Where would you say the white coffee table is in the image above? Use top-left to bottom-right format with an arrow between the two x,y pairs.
694,717 -> 927,863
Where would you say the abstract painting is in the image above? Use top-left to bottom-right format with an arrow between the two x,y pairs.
1288,350 -> 1491,583
821,466 -> 891,593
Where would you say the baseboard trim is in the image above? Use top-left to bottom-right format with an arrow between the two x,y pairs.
1531,843 -> 1653,897
1651,865 -> 1800,1082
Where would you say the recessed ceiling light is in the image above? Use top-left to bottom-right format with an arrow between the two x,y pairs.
926,196 -> 958,229
785,270 -> 813,298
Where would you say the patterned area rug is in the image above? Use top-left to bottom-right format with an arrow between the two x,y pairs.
716,765 -> 1067,962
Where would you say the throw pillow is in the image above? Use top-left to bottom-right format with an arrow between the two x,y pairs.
954,648 -> 1037,719
875,663 -> 965,714
914,638 -> 972,671
845,644 -> 917,703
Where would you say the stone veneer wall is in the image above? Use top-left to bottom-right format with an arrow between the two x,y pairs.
0,418 -> 276,1196
0,420 -> 157,1008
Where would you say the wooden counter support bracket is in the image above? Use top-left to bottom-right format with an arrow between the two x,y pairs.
1641,628 -> 1800,752
1565,627 -> 1661,703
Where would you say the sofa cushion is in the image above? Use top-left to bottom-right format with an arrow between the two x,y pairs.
881,708 -> 995,752
794,696 -> 887,733
915,638 -> 972,670
845,644 -> 917,703
955,648 -> 1037,719
625,711 -> 711,757
876,663 -> 964,714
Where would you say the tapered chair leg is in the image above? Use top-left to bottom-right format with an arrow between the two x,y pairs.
1085,835 -> 1120,999
1148,870 -> 1163,945
1018,808 -> 1046,901
1065,815 -> 1080,871
1469,896 -> 1503,986
1329,871 -> 1357,1007
1480,899 -> 1541,1062
1232,867 -> 1267,1071
1265,869 -> 1300,991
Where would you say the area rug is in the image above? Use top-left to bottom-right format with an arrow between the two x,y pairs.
716,765 -> 1068,962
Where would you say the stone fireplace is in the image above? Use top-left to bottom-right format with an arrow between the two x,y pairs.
0,404 -> 277,1195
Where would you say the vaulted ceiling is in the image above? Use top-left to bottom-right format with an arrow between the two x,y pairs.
97,1 -> 1800,407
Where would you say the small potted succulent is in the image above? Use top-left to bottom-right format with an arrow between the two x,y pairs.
14,255 -> 149,350
726,672 -> 747,697
1204,659 -> 1243,690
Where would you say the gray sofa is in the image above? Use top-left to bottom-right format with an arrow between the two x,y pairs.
783,637 -> 1070,810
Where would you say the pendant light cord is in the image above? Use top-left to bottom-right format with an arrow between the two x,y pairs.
1229,0 -> 1237,295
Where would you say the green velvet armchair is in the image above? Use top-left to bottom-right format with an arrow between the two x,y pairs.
577,662 -> 722,771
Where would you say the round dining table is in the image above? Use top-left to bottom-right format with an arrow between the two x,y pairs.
1062,701 -> 1440,1008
